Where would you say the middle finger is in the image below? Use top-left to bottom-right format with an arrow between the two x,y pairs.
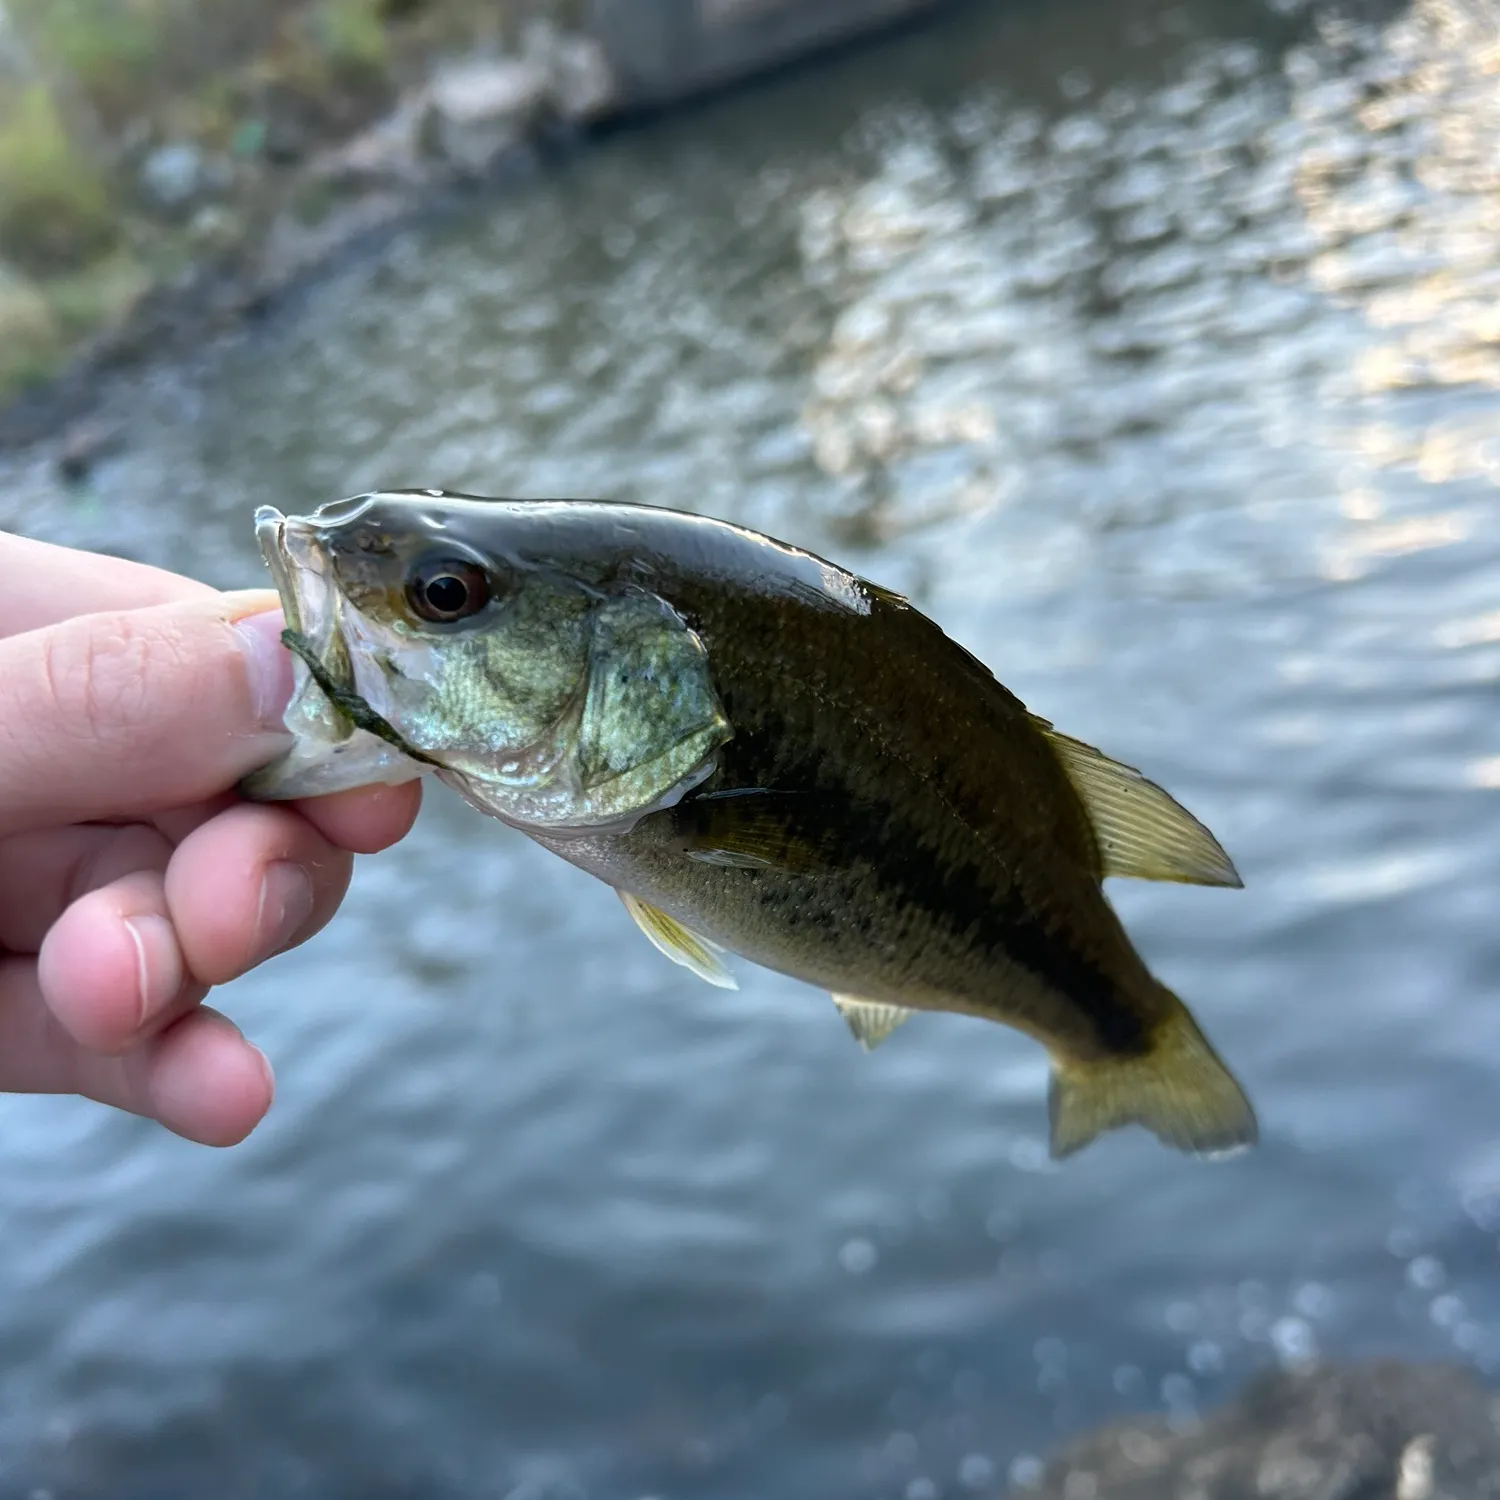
164,801 -> 354,987
0,822 -> 174,953
36,867 -> 208,1053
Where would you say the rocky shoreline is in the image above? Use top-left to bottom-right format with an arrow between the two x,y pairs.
1022,1362 -> 1500,1500
0,0 -> 954,455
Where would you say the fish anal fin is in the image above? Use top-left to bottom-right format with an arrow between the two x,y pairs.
619,890 -> 738,990
832,993 -> 914,1050
1032,718 -> 1242,889
1047,991 -> 1257,1159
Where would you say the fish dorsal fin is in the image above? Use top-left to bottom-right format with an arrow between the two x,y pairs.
672,789 -> 843,875
832,994 -> 914,1050
1031,718 -> 1242,889
619,891 -> 738,990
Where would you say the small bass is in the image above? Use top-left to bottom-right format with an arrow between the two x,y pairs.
243,491 -> 1256,1160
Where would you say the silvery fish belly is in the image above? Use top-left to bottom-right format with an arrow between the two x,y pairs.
242,490 -> 1257,1162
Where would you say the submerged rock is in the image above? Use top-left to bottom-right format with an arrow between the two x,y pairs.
1026,1363 -> 1500,1500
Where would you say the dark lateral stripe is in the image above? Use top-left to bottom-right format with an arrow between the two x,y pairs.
703,724 -> 1149,1057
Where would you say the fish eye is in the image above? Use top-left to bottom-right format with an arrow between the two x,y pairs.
405,556 -> 492,624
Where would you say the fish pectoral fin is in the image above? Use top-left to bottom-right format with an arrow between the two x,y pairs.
1031,718 -> 1242,888
672,789 -> 844,876
832,994 -> 914,1050
619,890 -> 738,990
1046,992 -> 1257,1160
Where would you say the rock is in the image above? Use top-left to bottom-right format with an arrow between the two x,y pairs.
316,29 -> 615,192
54,415 -> 126,483
187,204 -> 246,251
138,142 -> 230,216
418,58 -> 553,177
1025,1362 -> 1500,1500
520,21 -> 619,123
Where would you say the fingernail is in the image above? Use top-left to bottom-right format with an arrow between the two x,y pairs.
253,1039 -> 276,1096
222,589 -> 282,621
122,912 -> 181,1029
209,1012 -> 276,1101
256,861 -> 315,958
232,608 -> 293,732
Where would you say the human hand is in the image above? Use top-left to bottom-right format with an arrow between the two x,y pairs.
0,532 -> 422,1146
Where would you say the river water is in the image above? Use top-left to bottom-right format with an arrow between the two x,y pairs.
2,0 -> 1499,1495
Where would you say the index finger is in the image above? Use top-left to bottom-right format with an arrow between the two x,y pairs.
0,593 -> 290,838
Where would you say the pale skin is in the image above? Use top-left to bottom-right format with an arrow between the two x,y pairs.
0,532 -> 423,1147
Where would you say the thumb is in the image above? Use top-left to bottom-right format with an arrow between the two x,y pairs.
0,591 -> 295,837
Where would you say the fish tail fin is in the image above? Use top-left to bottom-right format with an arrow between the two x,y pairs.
1047,987 -> 1256,1160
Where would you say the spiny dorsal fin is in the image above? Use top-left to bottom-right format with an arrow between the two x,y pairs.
1047,988 -> 1257,1159
619,891 -> 738,990
832,994 -> 913,1050
1031,718 -> 1242,888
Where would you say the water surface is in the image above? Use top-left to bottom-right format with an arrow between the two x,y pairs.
3,1 -> 1499,1495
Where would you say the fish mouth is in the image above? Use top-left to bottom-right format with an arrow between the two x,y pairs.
245,503 -> 357,776
253,503 -> 374,723
254,504 -> 333,657
239,504 -> 427,801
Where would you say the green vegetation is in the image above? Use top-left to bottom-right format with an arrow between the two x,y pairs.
8,0 -> 399,128
0,273 -> 62,392
309,0 -> 392,73
0,0 -> 534,408
7,0 -> 170,123
42,249 -> 152,340
0,83 -> 118,273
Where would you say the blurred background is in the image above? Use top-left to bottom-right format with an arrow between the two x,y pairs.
2,0 -> 1500,1496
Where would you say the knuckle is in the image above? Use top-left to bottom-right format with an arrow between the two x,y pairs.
40,613 -> 194,755
42,616 -> 149,749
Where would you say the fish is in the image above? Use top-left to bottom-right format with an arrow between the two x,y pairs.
241,489 -> 1256,1160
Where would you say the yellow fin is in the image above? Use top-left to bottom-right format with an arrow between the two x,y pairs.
1033,718 -> 1242,888
832,994 -> 913,1050
1047,993 -> 1257,1159
619,891 -> 738,990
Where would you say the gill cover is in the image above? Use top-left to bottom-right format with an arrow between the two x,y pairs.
439,588 -> 734,832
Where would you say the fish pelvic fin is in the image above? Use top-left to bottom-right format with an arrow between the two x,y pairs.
619,890 -> 739,990
1046,989 -> 1257,1160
